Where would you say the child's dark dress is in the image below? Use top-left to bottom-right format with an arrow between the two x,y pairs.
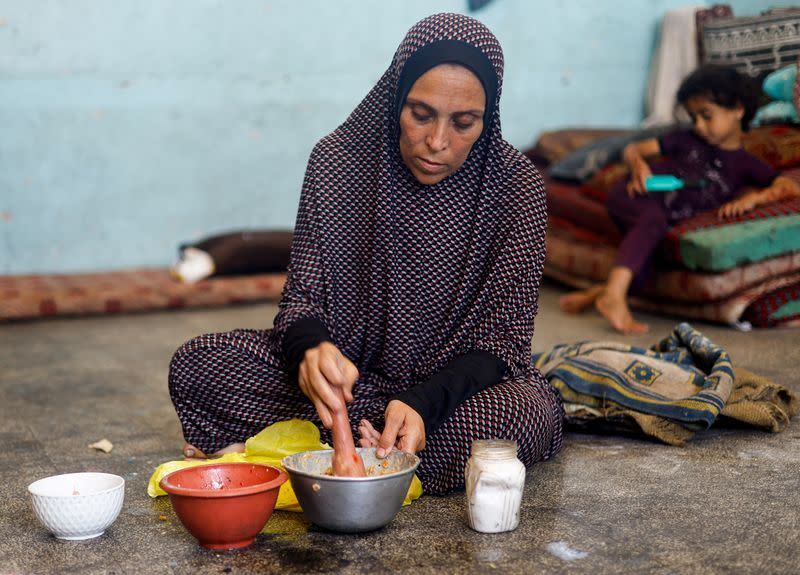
607,129 -> 778,283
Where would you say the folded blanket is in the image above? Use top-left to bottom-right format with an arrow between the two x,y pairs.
721,367 -> 799,433
533,323 -> 734,429
534,324 -> 798,446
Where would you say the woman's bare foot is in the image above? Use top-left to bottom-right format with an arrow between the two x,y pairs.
595,293 -> 649,334
182,442 -> 246,460
559,285 -> 604,314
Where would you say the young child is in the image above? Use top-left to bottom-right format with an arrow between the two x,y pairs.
560,65 -> 800,334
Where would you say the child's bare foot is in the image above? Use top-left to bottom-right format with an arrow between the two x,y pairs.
595,293 -> 649,334
182,442 -> 245,460
559,285 -> 604,314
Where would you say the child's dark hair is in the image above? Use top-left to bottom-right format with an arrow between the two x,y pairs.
676,66 -> 762,131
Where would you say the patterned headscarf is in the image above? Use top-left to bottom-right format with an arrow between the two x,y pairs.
273,13 -> 548,393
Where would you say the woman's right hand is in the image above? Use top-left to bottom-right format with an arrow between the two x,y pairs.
298,341 -> 359,428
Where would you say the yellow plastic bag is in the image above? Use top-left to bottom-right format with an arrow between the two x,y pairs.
148,419 -> 423,511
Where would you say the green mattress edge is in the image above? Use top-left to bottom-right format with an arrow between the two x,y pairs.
773,300 -> 800,320
678,214 -> 800,271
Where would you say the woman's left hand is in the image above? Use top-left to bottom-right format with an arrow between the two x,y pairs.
358,400 -> 426,457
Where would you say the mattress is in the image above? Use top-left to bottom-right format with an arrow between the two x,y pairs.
543,175 -> 800,273
0,269 -> 287,322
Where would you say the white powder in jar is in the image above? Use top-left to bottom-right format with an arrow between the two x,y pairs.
465,439 -> 525,533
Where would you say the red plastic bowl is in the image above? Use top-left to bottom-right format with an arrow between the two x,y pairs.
160,463 -> 287,550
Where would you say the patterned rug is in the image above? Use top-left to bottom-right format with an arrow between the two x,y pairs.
0,269 -> 287,322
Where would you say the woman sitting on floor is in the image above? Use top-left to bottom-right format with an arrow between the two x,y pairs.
167,13 -> 564,494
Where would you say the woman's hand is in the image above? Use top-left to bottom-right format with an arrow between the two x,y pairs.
298,341 -> 359,428
358,400 -> 426,457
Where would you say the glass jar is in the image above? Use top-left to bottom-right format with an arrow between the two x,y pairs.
465,439 -> 525,533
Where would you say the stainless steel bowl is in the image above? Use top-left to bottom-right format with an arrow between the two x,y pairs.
282,447 -> 420,533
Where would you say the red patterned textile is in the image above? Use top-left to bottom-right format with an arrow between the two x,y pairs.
581,163 -> 630,203
544,177 -> 621,242
743,126 -> 800,169
741,281 -> 800,327
0,269 -> 286,322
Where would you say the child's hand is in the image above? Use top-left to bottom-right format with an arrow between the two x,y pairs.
626,155 -> 652,197
621,139 -> 659,197
718,195 -> 757,219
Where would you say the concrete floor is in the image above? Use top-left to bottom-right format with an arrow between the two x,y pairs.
1,280 -> 798,575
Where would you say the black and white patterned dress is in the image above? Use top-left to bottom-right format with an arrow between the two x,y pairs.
169,12 -> 563,495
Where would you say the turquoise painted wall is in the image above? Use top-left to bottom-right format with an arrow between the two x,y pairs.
0,0 -> 770,273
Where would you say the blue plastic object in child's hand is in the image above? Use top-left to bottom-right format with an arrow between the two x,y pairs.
645,175 -> 685,192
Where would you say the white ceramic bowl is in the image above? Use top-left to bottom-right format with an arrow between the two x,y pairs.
28,472 -> 125,540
